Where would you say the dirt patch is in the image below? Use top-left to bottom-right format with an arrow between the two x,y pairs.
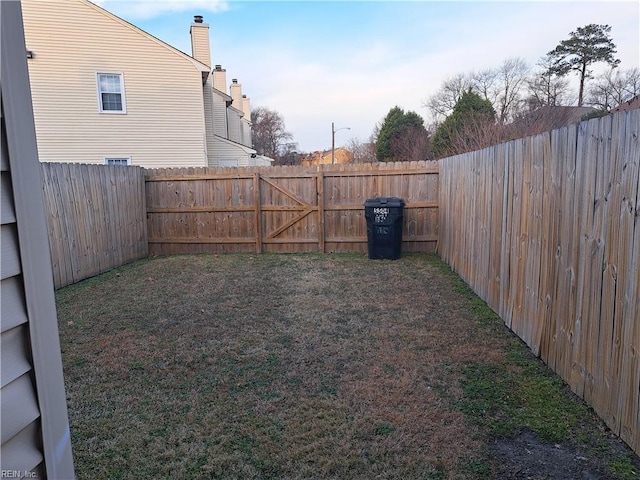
491,428 -> 636,479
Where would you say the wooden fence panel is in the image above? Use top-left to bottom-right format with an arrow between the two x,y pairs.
146,161 -> 439,255
439,109 -> 640,456
41,163 -> 148,289
615,111 -> 640,452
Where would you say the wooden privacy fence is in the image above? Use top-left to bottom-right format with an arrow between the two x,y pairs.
145,161 -> 439,255
41,163 -> 148,289
439,109 -> 640,455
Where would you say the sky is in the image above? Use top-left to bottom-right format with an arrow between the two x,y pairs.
98,0 -> 640,152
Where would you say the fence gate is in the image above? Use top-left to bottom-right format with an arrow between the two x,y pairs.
256,173 -> 320,253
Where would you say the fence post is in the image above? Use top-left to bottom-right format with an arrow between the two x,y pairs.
317,171 -> 325,253
253,172 -> 262,253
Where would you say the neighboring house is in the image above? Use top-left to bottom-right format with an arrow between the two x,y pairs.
301,148 -> 353,166
610,95 -> 640,113
22,0 -> 267,168
211,65 -> 273,167
1,2 -> 75,476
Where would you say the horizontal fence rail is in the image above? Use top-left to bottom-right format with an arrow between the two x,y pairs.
144,161 -> 439,255
439,109 -> 640,456
41,163 -> 148,289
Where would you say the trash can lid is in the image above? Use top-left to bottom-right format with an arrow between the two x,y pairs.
364,197 -> 405,208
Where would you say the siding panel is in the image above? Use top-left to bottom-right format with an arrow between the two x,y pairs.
1,172 -> 16,224
1,325 -> 32,388
228,108 -> 242,144
0,374 -> 40,444
0,421 -> 43,473
213,92 -> 229,137
211,136 -> 252,167
0,224 -> 21,279
0,277 -> 28,333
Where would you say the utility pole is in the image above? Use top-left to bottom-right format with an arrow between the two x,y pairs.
331,122 -> 335,164
332,122 -> 350,164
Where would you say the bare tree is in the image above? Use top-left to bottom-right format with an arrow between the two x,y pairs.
525,55 -> 574,109
586,67 -> 640,110
437,114 -> 504,159
345,137 -> 377,163
426,59 -> 529,126
389,127 -> 432,162
277,142 -> 301,165
493,58 -> 530,124
469,58 -> 530,124
250,106 -> 294,161
507,106 -> 593,140
424,72 -> 474,123
471,68 -> 500,106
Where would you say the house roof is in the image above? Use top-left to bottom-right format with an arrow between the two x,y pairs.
82,0 -> 211,79
213,88 -> 233,107
214,135 -> 256,154
610,95 -> 640,113
255,155 -> 275,163
301,148 -> 353,165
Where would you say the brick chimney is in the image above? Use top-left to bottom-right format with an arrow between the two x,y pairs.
230,79 -> 243,110
190,15 -> 211,67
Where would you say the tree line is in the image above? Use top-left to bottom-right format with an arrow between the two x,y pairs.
251,24 -> 638,164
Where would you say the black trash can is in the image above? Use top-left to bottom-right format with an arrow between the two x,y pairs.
364,197 -> 405,259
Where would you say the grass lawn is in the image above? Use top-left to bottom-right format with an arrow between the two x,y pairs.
55,253 -> 639,479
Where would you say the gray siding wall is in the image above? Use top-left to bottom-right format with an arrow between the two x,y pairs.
0,2 -> 75,477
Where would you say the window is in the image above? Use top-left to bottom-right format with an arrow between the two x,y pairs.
104,157 -> 131,166
219,158 -> 238,167
97,73 -> 126,113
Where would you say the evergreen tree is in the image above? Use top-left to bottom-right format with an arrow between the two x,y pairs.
432,90 -> 496,158
376,107 -> 426,162
546,24 -> 620,106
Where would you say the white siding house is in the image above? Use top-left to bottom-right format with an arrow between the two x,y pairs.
21,0 -> 265,168
211,67 -> 272,167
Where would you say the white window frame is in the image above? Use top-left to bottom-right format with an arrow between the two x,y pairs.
96,73 -> 127,114
104,156 -> 132,166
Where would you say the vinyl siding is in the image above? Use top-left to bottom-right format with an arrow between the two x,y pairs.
228,107 -> 243,144
22,0 -> 208,168
0,222 -> 43,475
1,2 -> 74,477
203,78 -> 216,165
210,136 -> 252,167
213,90 -> 230,137
242,119 -> 252,148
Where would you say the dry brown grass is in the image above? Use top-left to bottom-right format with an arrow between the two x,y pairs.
55,253 -> 639,479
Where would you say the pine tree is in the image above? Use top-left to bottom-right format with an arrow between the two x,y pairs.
546,24 -> 620,106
